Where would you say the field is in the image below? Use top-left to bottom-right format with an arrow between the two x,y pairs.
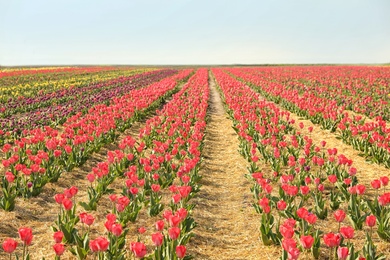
0,66 -> 390,260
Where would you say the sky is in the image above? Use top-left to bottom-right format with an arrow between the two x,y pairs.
0,0 -> 389,65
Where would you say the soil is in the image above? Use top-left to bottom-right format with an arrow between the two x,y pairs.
188,72 -> 276,259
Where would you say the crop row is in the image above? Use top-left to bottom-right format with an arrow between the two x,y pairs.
227,67 -> 390,168
0,69 -> 177,142
0,67 -> 151,102
213,68 -> 390,260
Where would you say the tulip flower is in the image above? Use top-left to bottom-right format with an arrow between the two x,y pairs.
155,220 -> 165,231
337,246 -> 349,260
2,238 -> 18,258
334,209 -> 346,232
340,226 -> 354,240
131,242 -> 147,258
323,232 -> 341,248
366,214 -> 377,237
18,227 -> 33,259
300,235 -> 314,249
53,231 -> 64,243
176,245 -> 187,259
53,243 -> 65,257
366,215 -> 376,227
151,232 -> 164,247
168,227 -> 181,240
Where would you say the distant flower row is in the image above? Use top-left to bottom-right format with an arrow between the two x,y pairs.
226,67 -> 390,168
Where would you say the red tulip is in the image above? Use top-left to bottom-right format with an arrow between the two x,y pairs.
2,238 -> 18,253
378,193 -> 390,206
86,173 -> 95,183
348,167 -> 357,176
366,215 -> 376,227
111,223 -> 123,237
344,178 -> 352,186
328,175 -> 337,184
53,231 -> 64,243
54,193 -> 65,204
371,179 -> 381,190
5,172 -> 15,183
53,243 -> 65,256
356,184 -> 366,195
131,242 -> 147,258
288,247 -> 300,260
284,218 -> 296,228
297,207 -> 308,219
334,209 -> 346,222
151,232 -> 164,247
279,224 -> 294,239
169,215 -> 181,227
337,246 -> 349,260
129,187 -> 138,195
340,226 -> 354,239
300,186 -> 310,195
138,227 -> 147,234
176,245 -> 187,258
94,237 -> 109,252
151,184 -> 160,192
89,240 -> 99,253
62,198 -> 73,211
305,213 -> 317,225
348,186 -> 357,195
18,227 -> 33,246
106,213 -> 116,222
168,227 -> 181,240
282,238 -> 297,252
323,232 -> 341,248
109,194 -> 117,202
172,194 -> 181,203
79,212 -> 95,226
69,186 -> 78,197
380,176 -> 389,186
277,200 -> 287,211
300,235 -> 314,249
176,208 -> 188,220
155,220 -> 165,231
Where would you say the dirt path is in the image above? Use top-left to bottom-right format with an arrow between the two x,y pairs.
189,72 -> 271,259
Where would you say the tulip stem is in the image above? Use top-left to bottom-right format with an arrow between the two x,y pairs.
370,226 -> 373,238
338,222 -> 341,233
22,244 -> 26,260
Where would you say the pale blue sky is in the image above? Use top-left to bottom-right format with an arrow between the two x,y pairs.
0,0 -> 389,65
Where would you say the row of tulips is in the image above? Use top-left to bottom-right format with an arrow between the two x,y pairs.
0,69 -> 176,142
0,66 -> 117,79
0,66 -> 129,102
234,66 -> 390,120
212,68 -> 389,259
1,68 -> 209,259
72,68 -> 208,259
226,67 -> 390,168
0,68 -> 151,118
0,69 -> 193,211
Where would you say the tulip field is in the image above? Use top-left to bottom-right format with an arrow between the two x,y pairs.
1,66 -> 390,260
